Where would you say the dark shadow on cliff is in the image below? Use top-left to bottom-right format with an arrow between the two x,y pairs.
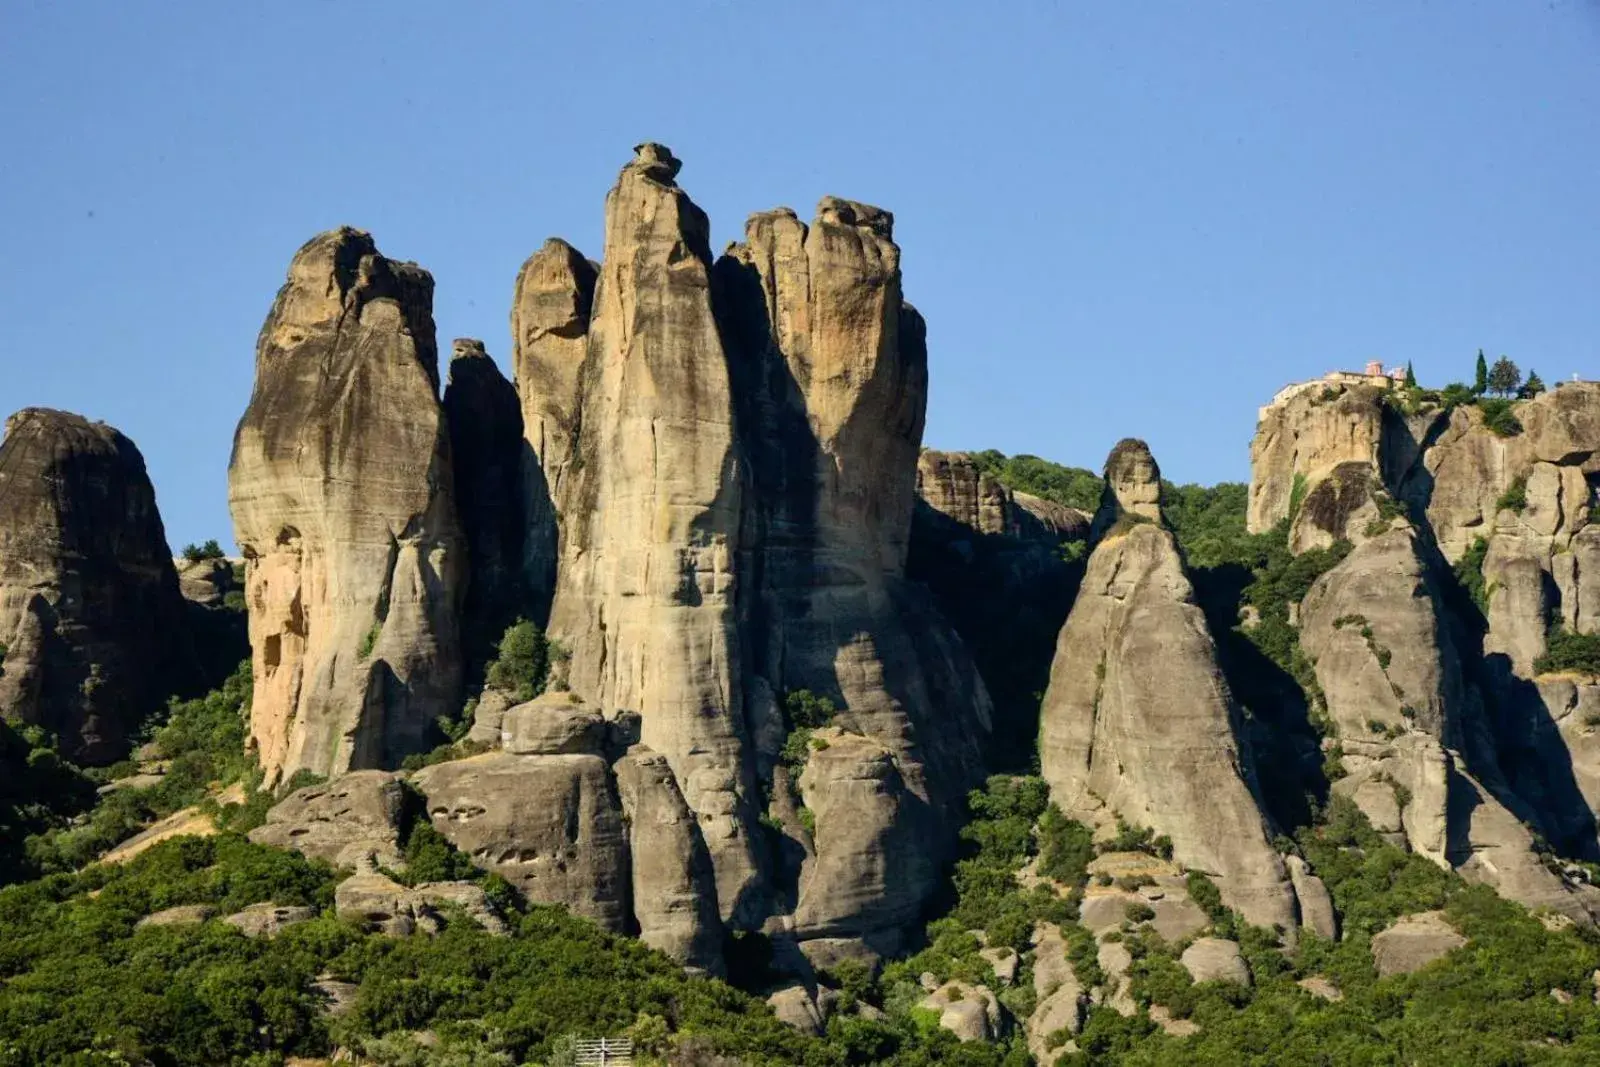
905,501 -> 1083,773
1188,560 -> 1329,832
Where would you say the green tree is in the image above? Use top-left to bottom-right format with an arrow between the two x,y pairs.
484,619 -> 551,701
1403,361 -> 1417,389
1474,349 -> 1489,395
1488,356 -> 1522,398
181,539 -> 226,562
1520,369 -> 1546,399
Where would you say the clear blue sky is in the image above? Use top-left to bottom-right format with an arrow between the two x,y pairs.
4,2 -> 1597,548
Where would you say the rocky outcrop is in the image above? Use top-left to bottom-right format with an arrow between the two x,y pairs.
1247,381 -> 1441,538
1039,440 -> 1298,931
0,408 -> 195,763
917,981 -> 1002,1042
793,729 -> 927,945
1249,378 -> 1600,920
716,200 -> 994,947
333,868 -> 507,937
1181,938 -> 1251,986
1371,911 -> 1466,976
442,339 -> 527,668
229,227 -> 464,784
411,751 -> 628,930
510,238 -> 596,617
916,451 -> 1013,536
909,451 -> 1086,767
247,770 -> 407,869
175,557 -> 239,608
222,904 -> 317,938
540,145 -> 763,925
614,745 -> 724,974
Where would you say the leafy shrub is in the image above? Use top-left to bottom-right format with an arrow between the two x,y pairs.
1036,805 -> 1095,885
1535,627 -> 1600,676
1478,397 -> 1524,438
1495,473 -> 1528,514
1454,536 -> 1491,614
484,619 -> 553,702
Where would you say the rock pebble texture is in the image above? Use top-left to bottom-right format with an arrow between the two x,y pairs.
1248,381 -> 1600,921
0,409 -> 195,763
229,227 -> 464,785
517,144 -> 993,955
1038,440 -> 1299,931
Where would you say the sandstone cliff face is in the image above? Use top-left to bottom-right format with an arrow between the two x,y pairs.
0,409 -> 194,763
1248,380 -> 1600,918
908,450 -> 1086,768
716,198 -> 991,944
1039,440 -> 1297,930
510,239 -> 597,617
228,227 -> 464,784
442,339 -> 527,666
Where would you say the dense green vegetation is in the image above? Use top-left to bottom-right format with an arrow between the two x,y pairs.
1,660 -> 261,888
969,452 -> 1103,513
1536,627 -> 1600,677
0,823 -> 1063,1066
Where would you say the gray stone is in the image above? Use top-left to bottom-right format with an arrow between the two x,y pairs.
248,770 -> 406,869
1180,938 -> 1251,986
1371,911 -> 1466,976
222,903 -> 317,938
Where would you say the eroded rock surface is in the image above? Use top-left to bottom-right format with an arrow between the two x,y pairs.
511,238 -> 596,616
411,751 -> 628,930
248,770 -> 406,869
614,745 -> 725,974
0,409 -> 195,763
1371,911 -> 1466,976
229,227 -> 464,784
1039,440 -> 1297,930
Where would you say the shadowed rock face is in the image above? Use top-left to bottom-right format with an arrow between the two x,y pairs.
511,239 -> 596,618
443,339 -> 527,669
228,227 -> 464,785
0,408 -> 194,763
1039,440 -> 1298,931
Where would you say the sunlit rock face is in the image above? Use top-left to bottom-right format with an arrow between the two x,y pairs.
1039,439 -> 1299,932
229,226 -> 464,784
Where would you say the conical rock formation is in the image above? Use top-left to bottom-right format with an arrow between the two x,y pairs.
1039,440 -> 1297,930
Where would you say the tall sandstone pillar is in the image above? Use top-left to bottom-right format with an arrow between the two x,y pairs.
542,144 -> 764,923
511,239 -> 596,619
229,227 -> 464,784
717,199 -> 991,949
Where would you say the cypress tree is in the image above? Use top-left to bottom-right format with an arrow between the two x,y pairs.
1474,350 -> 1488,395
